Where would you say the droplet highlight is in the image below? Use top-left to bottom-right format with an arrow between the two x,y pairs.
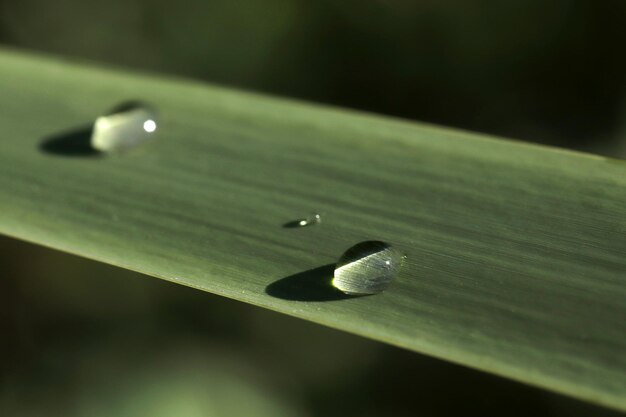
91,102 -> 158,153
332,241 -> 405,295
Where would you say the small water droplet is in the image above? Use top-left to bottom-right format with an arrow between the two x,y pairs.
332,241 -> 405,295
91,102 -> 158,153
298,213 -> 321,227
283,213 -> 321,228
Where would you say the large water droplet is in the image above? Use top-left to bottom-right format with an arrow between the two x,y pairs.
91,102 -> 158,153
332,241 -> 405,295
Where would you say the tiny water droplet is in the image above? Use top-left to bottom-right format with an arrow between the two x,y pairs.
332,241 -> 405,295
91,102 -> 158,153
298,213 -> 321,227
283,213 -> 321,228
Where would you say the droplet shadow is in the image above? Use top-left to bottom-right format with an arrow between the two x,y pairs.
266,264 -> 359,302
40,125 -> 101,157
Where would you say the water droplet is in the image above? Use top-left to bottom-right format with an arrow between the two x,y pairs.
91,102 -> 158,153
297,213 -> 321,227
283,213 -> 321,228
332,241 -> 405,295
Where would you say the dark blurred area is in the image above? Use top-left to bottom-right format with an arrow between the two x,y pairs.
1,0 -> 625,154
1,1 -> 626,416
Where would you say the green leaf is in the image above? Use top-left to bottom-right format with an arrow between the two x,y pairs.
1,48 -> 625,411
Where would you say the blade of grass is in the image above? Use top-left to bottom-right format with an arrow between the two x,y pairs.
0,48 -> 625,411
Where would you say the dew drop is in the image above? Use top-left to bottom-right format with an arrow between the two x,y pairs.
283,213 -> 321,228
297,213 -> 321,227
332,241 -> 405,295
91,102 -> 158,153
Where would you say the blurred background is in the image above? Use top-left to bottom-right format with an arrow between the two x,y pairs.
1,1 -> 626,416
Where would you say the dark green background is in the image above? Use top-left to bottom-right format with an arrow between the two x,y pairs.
1,1 -> 625,416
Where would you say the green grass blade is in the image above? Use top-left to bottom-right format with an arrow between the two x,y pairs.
0,48 -> 625,411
